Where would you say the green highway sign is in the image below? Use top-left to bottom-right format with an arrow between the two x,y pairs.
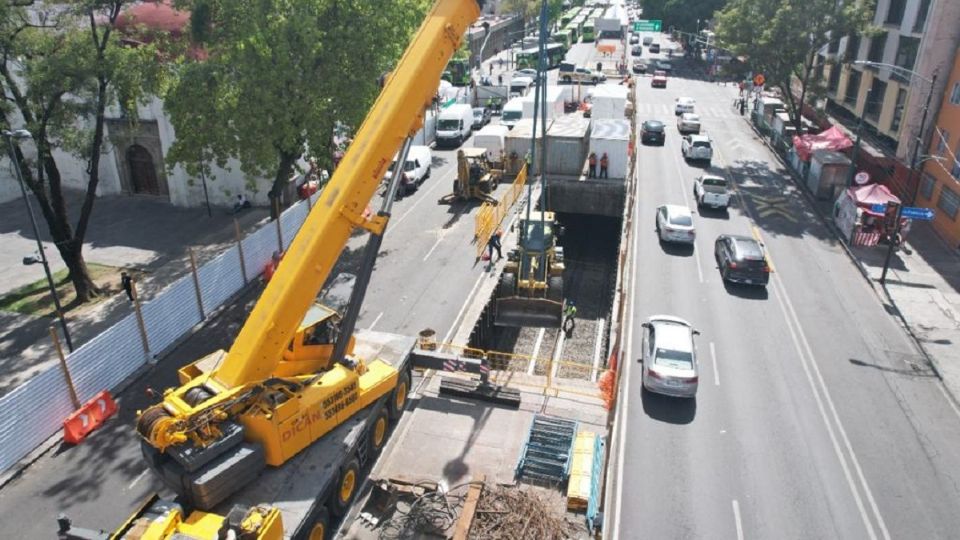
632,19 -> 662,32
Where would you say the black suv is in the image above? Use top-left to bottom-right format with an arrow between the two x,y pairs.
641,120 -> 665,145
714,235 -> 770,286
631,45 -> 643,56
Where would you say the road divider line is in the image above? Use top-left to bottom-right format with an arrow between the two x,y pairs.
391,167 -> 455,229
694,244 -> 705,283
127,469 -> 149,491
591,318 -> 606,382
732,499 -> 744,540
937,383 -> 960,421
751,226 -> 776,273
367,311 -> 383,331
528,328 -> 545,375
422,232 -> 445,261
710,341 -> 719,386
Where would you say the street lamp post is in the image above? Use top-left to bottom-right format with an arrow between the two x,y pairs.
846,89 -> 870,187
852,61 -> 938,285
3,129 -> 73,351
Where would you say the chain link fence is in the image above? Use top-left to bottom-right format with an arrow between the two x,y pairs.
0,191 -> 321,476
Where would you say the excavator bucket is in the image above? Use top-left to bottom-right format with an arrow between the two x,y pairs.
495,296 -> 563,328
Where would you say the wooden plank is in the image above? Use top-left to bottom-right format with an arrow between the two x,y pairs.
453,474 -> 485,540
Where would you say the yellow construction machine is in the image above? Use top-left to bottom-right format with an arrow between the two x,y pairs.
55,2 -> 488,539
439,147 -> 501,204
495,210 -> 565,328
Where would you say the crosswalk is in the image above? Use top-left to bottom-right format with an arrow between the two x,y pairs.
632,101 -> 741,120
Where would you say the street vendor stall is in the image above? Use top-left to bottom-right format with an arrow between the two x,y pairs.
833,184 -> 910,246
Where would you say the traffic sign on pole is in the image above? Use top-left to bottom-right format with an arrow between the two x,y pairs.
632,19 -> 662,32
753,73 -> 765,86
900,206 -> 935,221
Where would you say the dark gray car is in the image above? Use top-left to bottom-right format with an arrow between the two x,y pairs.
714,234 -> 770,286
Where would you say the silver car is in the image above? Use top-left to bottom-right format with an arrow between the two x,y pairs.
641,315 -> 700,398
677,113 -> 701,134
655,204 -> 696,244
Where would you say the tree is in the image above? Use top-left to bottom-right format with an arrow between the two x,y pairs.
643,0 -> 728,36
164,0 -> 432,218
715,0 -> 875,132
500,0 -> 565,27
0,1 -> 164,303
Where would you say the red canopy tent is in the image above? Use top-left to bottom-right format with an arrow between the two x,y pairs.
848,183 -> 900,216
792,126 -> 853,161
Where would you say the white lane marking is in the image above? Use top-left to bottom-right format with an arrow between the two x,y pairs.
693,244 -> 705,283
714,141 -> 890,540
937,384 -> 960,421
127,469 -> 149,491
550,329 -> 566,379
528,328 -> 545,375
732,499 -> 744,540
422,233 -> 445,261
391,167 -> 455,229
710,341 -> 719,386
591,318 -> 606,382
367,311 -> 383,331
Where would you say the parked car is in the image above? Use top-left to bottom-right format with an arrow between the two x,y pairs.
651,70 -> 668,88
655,204 -> 696,244
681,134 -> 713,163
677,113 -> 701,134
655,60 -> 673,73
649,42 -> 661,53
714,234 -> 771,286
559,66 -> 606,84
632,61 -> 647,74
472,107 -> 492,129
514,68 -> 538,79
694,174 -> 731,210
640,120 -> 665,145
385,145 -> 432,189
674,97 -> 695,115
641,315 -> 700,398
631,45 -> 643,56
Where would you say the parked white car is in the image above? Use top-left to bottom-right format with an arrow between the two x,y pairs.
385,146 -> 432,187
641,315 -> 700,398
675,97 -> 695,116
655,204 -> 696,244
693,174 -> 731,210
677,113 -> 701,134
681,134 -> 713,164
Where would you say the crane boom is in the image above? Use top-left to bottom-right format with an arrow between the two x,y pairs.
215,1 -> 481,387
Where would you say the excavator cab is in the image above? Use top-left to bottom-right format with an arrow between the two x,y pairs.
440,147 -> 501,204
495,211 -> 565,328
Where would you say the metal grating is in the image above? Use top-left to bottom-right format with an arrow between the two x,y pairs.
141,275 -> 203,357
0,366 -> 76,473
197,247 -> 245,314
66,313 -> 145,402
515,414 -> 578,483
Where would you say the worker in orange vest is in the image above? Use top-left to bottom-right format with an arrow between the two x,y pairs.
600,152 -> 609,178
588,152 -> 597,178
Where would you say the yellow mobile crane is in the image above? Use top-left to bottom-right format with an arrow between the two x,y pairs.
58,2 -> 484,539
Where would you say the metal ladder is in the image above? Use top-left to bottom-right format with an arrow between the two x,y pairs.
515,414 -> 578,483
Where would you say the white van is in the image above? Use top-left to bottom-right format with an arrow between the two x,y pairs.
500,97 -> 525,129
436,104 -> 474,147
509,76 -> 534,98
472,124 -> 510,165
384,145 -> 432,186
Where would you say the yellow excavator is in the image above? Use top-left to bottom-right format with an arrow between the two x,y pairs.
495,211 -> 565,328
439,147 -> 501,204
57,2 -> 485,539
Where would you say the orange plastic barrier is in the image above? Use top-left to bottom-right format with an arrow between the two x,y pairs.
63,390 -> 118,444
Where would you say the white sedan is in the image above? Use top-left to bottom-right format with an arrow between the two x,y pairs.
655,204 -> 696,244
677,113 -> 701,134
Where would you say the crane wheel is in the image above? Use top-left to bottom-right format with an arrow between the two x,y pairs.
308,508 -> 330,540
388,371 -> 410,421
330,458 -> 360,516
368,410 -> 390,455
498,272 -> 516,299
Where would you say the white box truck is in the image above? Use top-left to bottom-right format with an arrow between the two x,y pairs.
505,118 -> 550,176
436,103 -> 474,147
501,97 -> 525,129
521,86 -> 565,123
588,85 -> 629,120
473,124 -> 510,166
589,118 -> 630,180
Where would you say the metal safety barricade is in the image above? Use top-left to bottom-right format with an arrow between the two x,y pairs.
474,164 -> 528,258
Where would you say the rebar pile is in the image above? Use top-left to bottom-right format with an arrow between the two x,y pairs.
378,483 -> 467,540
469,485 -> 578,540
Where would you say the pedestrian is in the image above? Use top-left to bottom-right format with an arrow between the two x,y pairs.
499,57 -> 504,69
120,271 -> 134,302
489,63 -> 493,76
233,193 -> 251,213
596,61 -> 603,72
600,152 -> 609,178
588,152 -> 597,178
498,73 -> 503,86
487,229 -> 503,261
563,301 -> 577,334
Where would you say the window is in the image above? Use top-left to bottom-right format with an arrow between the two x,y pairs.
894,36 -> 920,77
951,83 -> 960,105
936,129 -> 950,157
891,88 -> 907,132
866,79 -> 886,121
953,155 -> 960,179
827,38 -> 840,54
845,70 -> 862,106
920,173 -> 936,201
885,0 -> 906,25
914,0 -> 932,32
845,35 -> 861,61
937,185 -> 960,220
828,64 -> 842,94
867,33 -> 886,63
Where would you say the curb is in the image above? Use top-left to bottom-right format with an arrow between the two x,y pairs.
742,115 -> 958,407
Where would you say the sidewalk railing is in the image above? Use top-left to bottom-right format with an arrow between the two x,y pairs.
474,164 -> 528,258
0,191 -> 321,477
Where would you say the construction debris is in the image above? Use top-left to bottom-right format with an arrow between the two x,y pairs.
469,484 -> 580,540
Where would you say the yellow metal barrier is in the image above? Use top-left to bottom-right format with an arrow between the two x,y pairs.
474,165 -> 529,258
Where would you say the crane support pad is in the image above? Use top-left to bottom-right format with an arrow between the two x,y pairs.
410,350 -> 484,374
169,421 -> 245,473
438,378 -> 521,408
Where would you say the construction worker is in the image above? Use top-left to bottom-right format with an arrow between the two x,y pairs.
487,229 -> 503,261
588,152 -> 597,178
563,301 -> 577,334
599,152 -> 609,179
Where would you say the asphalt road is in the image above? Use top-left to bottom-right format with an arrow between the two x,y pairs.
607,33 -> 960,539
0,115 -> 506,536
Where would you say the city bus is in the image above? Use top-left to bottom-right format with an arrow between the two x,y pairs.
582,18 -> 596,42
565,22 -> 580,43
554,28 -> 573,49
561,7 -> 580,26
442,58 -> 471,86
515,43 -> 567,69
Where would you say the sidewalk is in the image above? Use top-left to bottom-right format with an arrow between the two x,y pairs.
0,189 -> 270,395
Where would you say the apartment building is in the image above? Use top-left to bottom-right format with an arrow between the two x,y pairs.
914,53 -> 960,247
818,0 -> 960,160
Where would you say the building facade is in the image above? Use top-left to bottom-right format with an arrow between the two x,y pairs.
818,0 -> 960,160
914,53 -> 960,247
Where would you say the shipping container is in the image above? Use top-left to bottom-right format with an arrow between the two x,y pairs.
546,115 -> 591,176
473,124 -> 511,166
588,85 -> 629,120
521,86 -> 566,123
505,118 -> 551,176
589,118 -> 630,180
